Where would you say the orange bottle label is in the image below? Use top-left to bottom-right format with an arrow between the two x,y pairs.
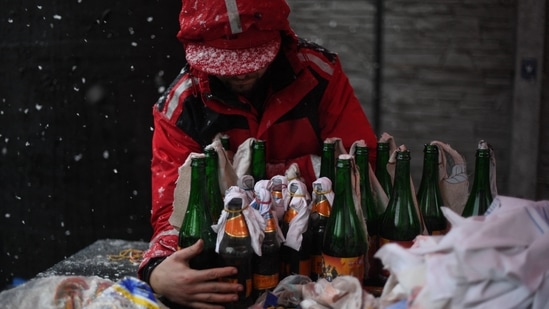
272,190 -> 283,199
311,199 -> 331,217
322,254 -> 364,282
283,208 -> 298,223
265,218 -> 277,233
224,215 -> 249,238
253,273 -> 279,290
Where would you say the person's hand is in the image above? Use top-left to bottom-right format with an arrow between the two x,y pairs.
149,239 -> 242,308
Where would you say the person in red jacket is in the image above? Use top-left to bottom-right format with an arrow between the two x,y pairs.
139,0 -> 378,307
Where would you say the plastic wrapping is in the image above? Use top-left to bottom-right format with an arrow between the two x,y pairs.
0,276 -> 161,309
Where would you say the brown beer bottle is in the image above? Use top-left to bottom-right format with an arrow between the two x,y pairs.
378,148 -> 421,279
309,178 -> 332,281
322,155 -> 367,282
251,188 -> 280,300
417,144 -> 447,234
178,155 -> 218,270
280,180 -> 311,278
218,197 -> 253,308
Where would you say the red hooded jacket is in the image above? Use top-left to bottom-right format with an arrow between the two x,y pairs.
138,29 -> 378,279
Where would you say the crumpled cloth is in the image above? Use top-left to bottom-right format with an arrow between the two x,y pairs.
376,195 -> 549,309
284,179 -> 311,251
251,275 -> 379,309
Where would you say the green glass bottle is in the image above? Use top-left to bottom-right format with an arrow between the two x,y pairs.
251,140 -> 267,182
417,144 -> 447,235
309,178 -> 332,281
319,141 -> 336,183
461,141 -> 493,217
375,142 -> 392,199
379,148 -> 421,278
205,147 -> 224,223
322,155 -> 367,282
355,144 -> 383,285
178,156 -> 218,270
218,197 -> 253,308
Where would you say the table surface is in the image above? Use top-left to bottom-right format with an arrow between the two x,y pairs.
36,238 -> 149,281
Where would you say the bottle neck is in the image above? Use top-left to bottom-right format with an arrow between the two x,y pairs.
471,150 -> 491,192
251,140 -> 266,181
320,143 -> 336,180
333,158 -> 355,213
419,151 -> 439,186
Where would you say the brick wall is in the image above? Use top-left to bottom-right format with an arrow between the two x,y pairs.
288,0 -> 518,190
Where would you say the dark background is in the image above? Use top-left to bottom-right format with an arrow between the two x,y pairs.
1,0 -> 185,289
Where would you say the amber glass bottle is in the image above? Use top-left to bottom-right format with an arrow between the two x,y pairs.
218,197 -> 253,308
322,155 -> 367,282
379,149 -> 421,278
205,147 -> 224,222
178,156 -> 218,270
309,179 -> 332,281
280,181 -> 311,278
319,141 -> 336,183
461,141 -> 493,217
375,142 -> 392,199
251,140 -> 267,182
417,144 -> 447,234
251,188 -> 280,300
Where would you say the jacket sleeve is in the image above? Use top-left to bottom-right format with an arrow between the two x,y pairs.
317,55 -> 378,166
138,103 -> 202,278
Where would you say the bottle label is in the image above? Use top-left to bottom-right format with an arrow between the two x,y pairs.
272,190 -> 283,199
311,254 -> 323,277
224,215 -> 249,238
311,199 -> 331,217
283,208 -> 298,223
253,273 -> 279,290
322,254 -> 364,282
431,230 -> 445,236
265,217 -> 277,233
